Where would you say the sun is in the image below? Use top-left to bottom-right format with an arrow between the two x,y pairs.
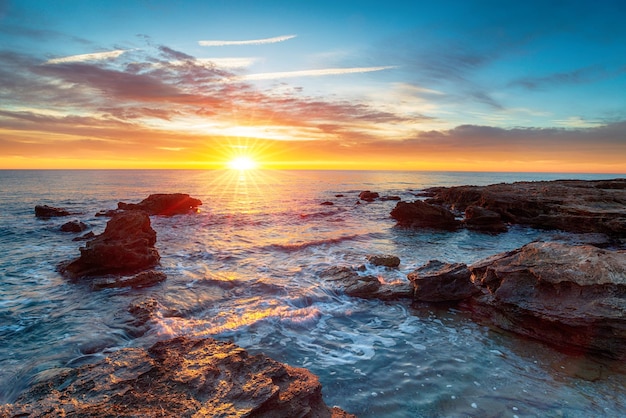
227,156 -> 258,170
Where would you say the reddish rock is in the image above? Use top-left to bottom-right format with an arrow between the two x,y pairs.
390,200 -> 460,230
60,220 -> 88,233
425,179 -> 626,236
465,242 -> 626,359
118,193 -> 202,215
1,336 -> 354,418
408,260 -> 479,302
91,270 -> 166,290
464,205 -> 507,233
60,211 -> 159,279
359,190 -> 379,201
366,254 -> 401,268
35,205 -> 70,218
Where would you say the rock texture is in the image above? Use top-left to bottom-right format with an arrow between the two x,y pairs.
118,193 -> 202,216
463,205 -> 507,233
366,254 -> 401,268
408,260 -> 478,302
91,270 -> 166,290
60,220 -> 88,233
1,336 -> 354,418
358,191 -> 379,202
60,210 -> 160,279
424,179 -> 626,236
465,242 -> 626,359
390,200 -> 460,230
34,204 -> 70,218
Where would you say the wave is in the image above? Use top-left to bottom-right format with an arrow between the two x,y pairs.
262,233 -> 379,253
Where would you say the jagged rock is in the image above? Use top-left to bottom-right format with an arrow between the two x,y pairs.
35,205 -> 70,218
60,220 -> 88,233
1,336 -> 354,418
359,191 -> 379,201
425,179 -> 626,237
408,260 -> 479,302
390,200 -> 460,230
118,193 -> 202,216
60,211 -> 159,279
366,254 -> 401,268
464,205 -> 507,233
465,242 -> 626,359
91,270 -> 166,290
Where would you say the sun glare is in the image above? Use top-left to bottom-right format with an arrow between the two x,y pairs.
227,156 -> 258,170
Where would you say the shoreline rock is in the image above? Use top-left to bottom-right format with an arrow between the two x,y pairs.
35,204 -> 70,218
1,336 -> 354,418
118,193 -> 202,216
390,200 -> 460,230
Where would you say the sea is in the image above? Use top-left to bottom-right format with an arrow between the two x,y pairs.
1,169 -> 625,417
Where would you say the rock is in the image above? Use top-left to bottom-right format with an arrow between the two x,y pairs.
321,201 -> 334,206
72,231 -> 95,241
60,211 -> 159,279
464,205 -> 507,233
95,209 -> 121,217
91,270 -> 166,290
359,190 -> 379,201
118,193 -> 202,216
35,205 -> 70,218
1,336 -> 354,418
128,297 -> 160,327
466,242 -> 626,359
60,220 -> 88,233
425,179 -> 626,237
408,260 -> 479,302
390,200 -> 460,230
320,266 -> 412,300
335,194 -> 345,197
380,195 -> 401,201
366,254 -> 401,268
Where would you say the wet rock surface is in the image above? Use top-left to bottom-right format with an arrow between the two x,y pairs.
390,200 -> 460,230
1,336 -> 354,418
34,204 -> 70,218
60,220 -> 88,233
424,178 -> 626,236
408,260 -> 479,302
118,193 -> 202,216
320,266 -> 412,300
60,210 -> 160,279
366,254 -> 401,268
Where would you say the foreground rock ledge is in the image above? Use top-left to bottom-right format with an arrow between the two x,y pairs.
1,337 -> 354,418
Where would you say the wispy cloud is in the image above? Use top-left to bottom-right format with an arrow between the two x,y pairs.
45,50 -> 127,64
198,34 -> 296,47
233,66 -> 396,81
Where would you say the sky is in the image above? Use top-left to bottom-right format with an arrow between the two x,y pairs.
1,0 -> 625,172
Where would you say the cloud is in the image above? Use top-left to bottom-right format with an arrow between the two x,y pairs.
198,34 -> 296,46
509,65 -> 626,90
45,50 -> 127,64
233,66 -> 396,81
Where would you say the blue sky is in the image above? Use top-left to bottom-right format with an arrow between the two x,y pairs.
1,0 -> 625,171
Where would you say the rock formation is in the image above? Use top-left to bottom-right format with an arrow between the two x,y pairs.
118,193 -> 202,216
463,205 -> 507,233
60,210 -> 160,280
390,200 -> 460,230
1,336 -> 354,418
320,266 -> 412,300
358,191 -> 379,202
424,179 -> 626,237
366,254 -> 401,268
34,204 -> 70,218
60,220 -> 88,233
408,260 -> 478,302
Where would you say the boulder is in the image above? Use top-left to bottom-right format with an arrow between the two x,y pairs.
60,220 -> 88,233
117,193 -> 202,216
390,200 -> 460,230
91,270 -> 166,290
1,336 -> 354,418
359,190 -> 379,201
35,205 -> 70,218
408,260 -> 479,302
320,266 -> 413,300
425,179 -> 626,237
321,201 -> 334,206
380,195 -> 401,201
366,254 -> 401,268
464,205 -> 507,233
465,242 -> 626,359
60,211 -> 159,279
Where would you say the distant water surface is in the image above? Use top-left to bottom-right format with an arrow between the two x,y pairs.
1,170 -> 625,416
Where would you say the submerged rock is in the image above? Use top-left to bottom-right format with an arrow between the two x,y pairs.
359,190 -> 379,202
425,179 -> 626,237
60,211 -> 159,279
390,200 -> 460,230
366,254 -> 401,268
465,242 -> 626,359
320,266 -> 412,300
408,260 -> 478,302
118,193 -> 202,216
1,336 -> 354,417
60,220 -> 88,233
35,204 -> 70,218
91,270 -> 166,290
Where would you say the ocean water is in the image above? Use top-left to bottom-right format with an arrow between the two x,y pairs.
1,169 -> 625,417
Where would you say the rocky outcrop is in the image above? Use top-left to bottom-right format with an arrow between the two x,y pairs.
465,242 -> 626,359
408,260 -> 478,302
359,191 -> 379,202
390,200 -> 460,230
1,336 -> 354,418
60,220 -> 88,233
91,270 -> 166,290
60,211 -> 160,279
366,254 -> 401,268
464,205 -> 507,233
320,266 -> 413,300
35,204 -> 70,218
118,193 -> 202,216
424,179 -> 626,237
